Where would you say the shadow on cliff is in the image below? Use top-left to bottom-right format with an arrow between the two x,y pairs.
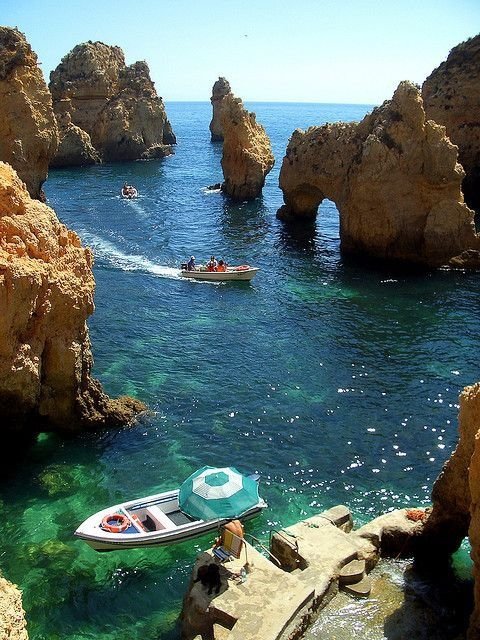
383,563 -> 473,639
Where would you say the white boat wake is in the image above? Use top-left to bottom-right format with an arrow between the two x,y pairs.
80,232 -> 181,279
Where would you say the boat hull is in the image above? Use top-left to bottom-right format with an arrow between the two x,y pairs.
180,267 -> 258,281
74,489 -> 266,551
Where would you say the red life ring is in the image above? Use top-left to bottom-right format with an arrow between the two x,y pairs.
235,265 -> 249,271
101,513 -> 130,533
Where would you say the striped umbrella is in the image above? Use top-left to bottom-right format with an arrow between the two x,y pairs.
179,466 -> 260,520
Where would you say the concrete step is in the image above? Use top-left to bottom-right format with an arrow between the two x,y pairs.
339,559 -> 365,585
341,575 -> 372,598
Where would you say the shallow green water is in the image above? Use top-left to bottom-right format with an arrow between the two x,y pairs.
1,102 -> 478,638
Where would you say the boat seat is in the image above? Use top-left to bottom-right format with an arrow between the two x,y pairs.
146,505 -> 174,531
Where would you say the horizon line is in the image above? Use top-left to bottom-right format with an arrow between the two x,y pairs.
164,99 -> 378,106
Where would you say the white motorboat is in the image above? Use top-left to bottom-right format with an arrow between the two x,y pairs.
180,265 -> 259,281
74,468 -> 266,551
121,186 -> 138,199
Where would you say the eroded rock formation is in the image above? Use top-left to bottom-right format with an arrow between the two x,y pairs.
468,384 -> 480,639
422,34 -> 480,211
49,41 -> 175,165
220,94 -> 274,200
278,81 -> 480,268
0,28 -> 58,200
416,382 -> 480,639
0,576 -> 28,640
209,77 -> 232,142
0,162 -> 145,433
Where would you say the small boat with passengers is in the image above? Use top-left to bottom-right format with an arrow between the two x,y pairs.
74,466 -> 266,551
121,183 -> 138,199
180,263 -> 259,282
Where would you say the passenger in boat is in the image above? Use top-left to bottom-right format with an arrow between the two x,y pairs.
207,256 -> 218,271
217,259 -> 226,272
187,255 -> 196,271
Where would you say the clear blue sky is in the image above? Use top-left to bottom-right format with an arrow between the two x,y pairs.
2,0 -> 479,104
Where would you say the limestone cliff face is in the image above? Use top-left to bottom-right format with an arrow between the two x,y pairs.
0,28 -> 58,200
418,383 -> 480,557
52,101 -> 100,167
49,41 -> 175,165
0,576 -> 28,640
220,94 -> 274,200
278,81 -> 480,268
415,382 -> 480,638
209,77 -> 232,142
466,384 -> 480,639
0,162 -> 144,432
422,35 -> 480,211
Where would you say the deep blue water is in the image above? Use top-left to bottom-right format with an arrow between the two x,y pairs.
0,102 -> 478,639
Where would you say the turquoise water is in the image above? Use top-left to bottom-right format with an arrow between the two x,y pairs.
1,102 -> 478,639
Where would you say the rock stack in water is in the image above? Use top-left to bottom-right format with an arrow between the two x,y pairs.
278,81 -> 480,268
0,28 -> 58,200
422,34 -> 480,211
220,94 -> 274,200
209,76 -> 232,141
49,41 -> 176,166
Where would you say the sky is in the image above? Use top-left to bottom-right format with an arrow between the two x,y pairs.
2,0 -> 479,104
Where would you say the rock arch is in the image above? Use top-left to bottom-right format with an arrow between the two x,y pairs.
278,81 -> 480,268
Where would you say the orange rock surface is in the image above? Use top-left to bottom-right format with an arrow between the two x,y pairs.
0,28 -> 58,200
278,81 -> 480,268
0,576 -> 28,640
423,34 -> 480,210
209,77 -> 232,142
221,94 -> 274,200
49,42 -> 175,164
0,162 -> 144,431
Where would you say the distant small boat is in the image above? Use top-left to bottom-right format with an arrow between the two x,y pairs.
121,186 -> 138,199
180,264 -> 259,281
74,466 -> 266,551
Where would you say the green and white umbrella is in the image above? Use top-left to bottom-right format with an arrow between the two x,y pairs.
179,466 -> 260,520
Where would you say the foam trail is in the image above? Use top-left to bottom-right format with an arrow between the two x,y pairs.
123,197 -> 149,219
81,232 -> 180,279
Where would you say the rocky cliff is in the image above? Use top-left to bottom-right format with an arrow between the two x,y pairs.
209,77 -> 232,142
278,81 -> 480,268
0,162 -> 144,433
0,28 -> 58,200
49,41 -> 175,165
422,34 -> 480,211
414,382 -> 480,638
467,384 -> 480,639
220,94 -> 274,200
0,576 -> 28,640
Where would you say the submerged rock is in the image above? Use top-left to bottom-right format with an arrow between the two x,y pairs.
0,162 -> 145,433
0,27 -> 58,200
278,81 -> 480,268
209,77 -> 232,142
49,41 -> 175,165
422,34 -> 480,211
220,94 -> 274,200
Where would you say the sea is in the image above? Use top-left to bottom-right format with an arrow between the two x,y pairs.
1,102 -> 478,640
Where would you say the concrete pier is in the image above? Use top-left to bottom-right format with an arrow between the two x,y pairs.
181,506 -> 424,639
